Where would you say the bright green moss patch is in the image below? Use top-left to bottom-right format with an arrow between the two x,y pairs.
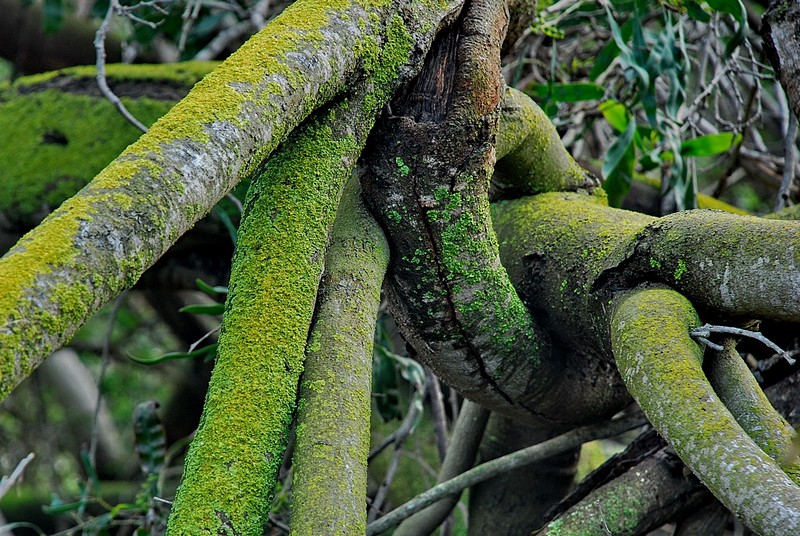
0,91 -> 172,221
673,259 -> 687,281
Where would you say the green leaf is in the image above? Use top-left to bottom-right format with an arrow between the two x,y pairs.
706,0 -> 747,56
179,303 -> 225,315
372,343 -> 401,422
680,132 -> 742,156
528,82 -> 605,103
603,120 -> 637,207
195,278 -> 228,295
685,0 -> 711,21
705,0 -> 743,19
43,498 -> 89,515
127,343 -> 218,365
599,100 -> 630,132
214,206 -> 238,245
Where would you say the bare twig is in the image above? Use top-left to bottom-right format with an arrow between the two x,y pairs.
94,1 -> 149,133
426,370 -> 449,461
194,19 -> 254,61
775,113 -> 798,212
79,291 -> 128,518
691,323 -> 796,365
178,0 -> 203,55
0,453 -> 35,500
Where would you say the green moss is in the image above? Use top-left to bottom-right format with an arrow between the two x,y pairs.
395,156 -> 410,177
673,258 -> 687,281
0,91 -> 173,219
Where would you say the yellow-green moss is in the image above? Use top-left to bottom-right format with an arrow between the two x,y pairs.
166,7 -> 416,532
0,90 -> 172,219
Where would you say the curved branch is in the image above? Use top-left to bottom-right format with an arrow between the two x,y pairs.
0,0 -> 462,402
362,0 -> 553,424
290,178 -> 390,535
611,286 -> 800,535
707,338 -> 800,479
494,87 -> 598,198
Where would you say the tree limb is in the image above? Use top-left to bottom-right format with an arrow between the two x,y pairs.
611,286 -> 800,535
289,177 -> 389,535
0,0 -> 462,402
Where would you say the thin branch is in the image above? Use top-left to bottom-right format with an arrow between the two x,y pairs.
427,370 -> 449,461
79,291 -> 128,519
0,453 -> 35,500
691,323 -> 796,364
776,113 -> 798,212
94,0 -> 149,133
366,413 -> 646,536
194,19 -> 254,61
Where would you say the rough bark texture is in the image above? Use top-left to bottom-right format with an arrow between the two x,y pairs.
611,287 -> 800,535
0,0 -> 462,403
362,0 -> 556,425
597,210 -> 800,322
763,0 -> 800,122
163,4 -> 470,534
289,178 -> 389,535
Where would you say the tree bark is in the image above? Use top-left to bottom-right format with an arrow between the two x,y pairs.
763,0 -> 800,122
289,178 -> 389,535
0,0 -> 462,403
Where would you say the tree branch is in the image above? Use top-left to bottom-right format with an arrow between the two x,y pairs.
289,177 -> 389,535
611,286 -> 800,535
0,0 -> 462,402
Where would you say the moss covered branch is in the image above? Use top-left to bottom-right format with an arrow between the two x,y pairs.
494,87 -> 598,197
600,210 -> 800,322
289,178 -> 389,535
0,0 -> 462,402
611,287 -> 800,535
